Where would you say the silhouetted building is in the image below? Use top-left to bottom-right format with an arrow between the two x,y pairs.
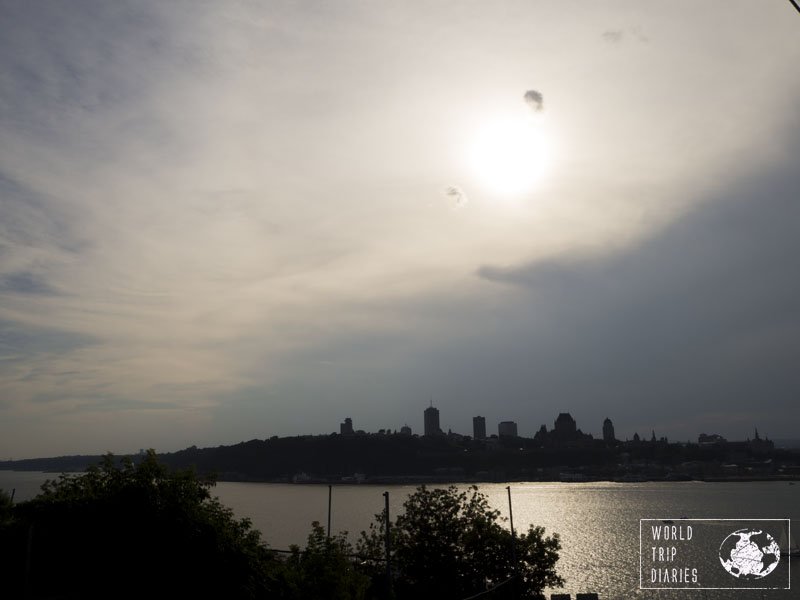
473,416 -> 486,440
698,433 -> 726,445
554,413 -> 577,436
534,413 -> 592,447
400,424 -> 412,435
498,421 -> 518,438
633,432 -> 641,443
603,418 -> 615,443
340,417 -> 353,435
748,428 -> 774,455
424,404 -> 441,436
447,429 -> 465,441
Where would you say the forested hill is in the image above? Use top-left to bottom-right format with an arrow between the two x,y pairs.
0,454 -> 106,473
156,433 -> 582,481
0,433 -> 616,482
3,432 -> 797,483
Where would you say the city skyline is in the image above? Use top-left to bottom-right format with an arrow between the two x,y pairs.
1,3 -> 799,459
334,406 -> 773,446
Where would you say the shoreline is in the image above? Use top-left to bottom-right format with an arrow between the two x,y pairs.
2,467 -> 799,486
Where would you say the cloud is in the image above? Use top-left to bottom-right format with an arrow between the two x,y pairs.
0,319 -> 93,358
602,30 -> 624,43
443,185 -> 468,209
601,28 -> 648,44
0,272 -> 59,296
0,1 -> 798,456
523,89 -> 543,112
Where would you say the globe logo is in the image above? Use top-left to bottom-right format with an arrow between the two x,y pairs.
718,529 -> 780,579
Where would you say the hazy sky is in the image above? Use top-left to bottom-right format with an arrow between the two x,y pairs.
2,2 -> 799,458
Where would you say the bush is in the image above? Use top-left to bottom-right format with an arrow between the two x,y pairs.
278,521 -> 370,600
0,488 -> 12,526
358,485 -> 563,598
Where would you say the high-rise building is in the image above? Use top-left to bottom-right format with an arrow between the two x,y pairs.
424,404 -> 440,436
340,417 -> 353,435
498,421 -> 518,438
400,424 -> 412,435
473,416 -> 486,440
603,418 -> 615,443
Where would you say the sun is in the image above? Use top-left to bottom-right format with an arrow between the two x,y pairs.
468,114 -> 550,197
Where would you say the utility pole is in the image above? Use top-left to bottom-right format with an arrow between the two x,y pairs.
383,491 -> 393,599
507,486 -> 517,599
327,485 -> 332,540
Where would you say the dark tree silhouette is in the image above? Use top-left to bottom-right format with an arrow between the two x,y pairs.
2,457 -> 565,599
0,488 -> 12,526
2,451 -> 279,599
280,521 -> 370,600
358,485 -> 563,598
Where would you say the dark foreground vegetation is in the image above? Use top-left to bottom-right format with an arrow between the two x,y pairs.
0,451 -> 562,599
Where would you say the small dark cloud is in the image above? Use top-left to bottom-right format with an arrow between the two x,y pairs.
602,30 -> 624,43
443,185 -> 468,209
602,28 -> 648,44
0,272 -> 58,296
523,90 -> 543,112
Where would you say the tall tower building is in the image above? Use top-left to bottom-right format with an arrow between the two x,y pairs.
603,418 -> 615,443
340,417 -> 354,435
424,404 -> 440,436
473,416 -> 486,440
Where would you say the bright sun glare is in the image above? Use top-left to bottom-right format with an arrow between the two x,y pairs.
468,114 -> 550,197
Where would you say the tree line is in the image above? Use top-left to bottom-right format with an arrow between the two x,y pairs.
0,451 -> 563,599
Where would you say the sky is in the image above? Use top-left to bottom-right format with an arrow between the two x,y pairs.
1,1 -> 799,459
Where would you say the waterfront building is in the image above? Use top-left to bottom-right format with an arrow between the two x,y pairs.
698,433 -> 726,445
749,428 -> 774,455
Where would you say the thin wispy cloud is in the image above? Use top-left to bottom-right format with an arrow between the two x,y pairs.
443,185 -> 468,209
601,27 -> 648,44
